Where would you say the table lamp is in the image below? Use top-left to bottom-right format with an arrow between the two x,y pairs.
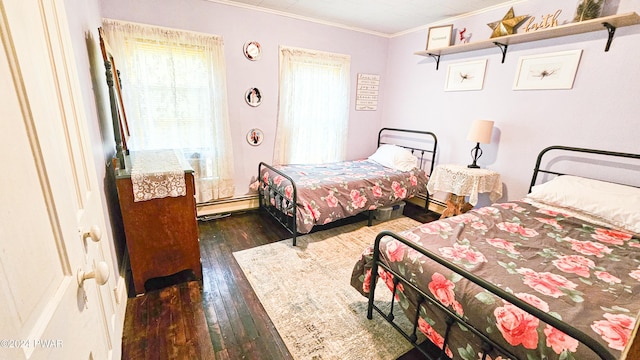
467,120 -> 494,168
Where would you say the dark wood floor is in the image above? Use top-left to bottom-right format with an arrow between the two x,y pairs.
122,203 -> 440,359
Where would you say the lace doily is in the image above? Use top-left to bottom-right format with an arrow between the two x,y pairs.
130,150 -> 187,202
427,164 -> 502,205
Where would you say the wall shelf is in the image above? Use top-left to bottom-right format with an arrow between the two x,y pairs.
415,12 -> 640,70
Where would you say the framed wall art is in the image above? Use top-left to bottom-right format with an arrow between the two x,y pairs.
445,59 -> 488,91
355,73 -> 380,111
246,128 -> 264,146
245,87 -> 262,106
243,41 -> 262,61
426,24 -> 453,51
513,50 -> 583,90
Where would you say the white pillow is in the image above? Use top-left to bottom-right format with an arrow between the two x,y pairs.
368,144 -> 418,171
526,175 -> 640,234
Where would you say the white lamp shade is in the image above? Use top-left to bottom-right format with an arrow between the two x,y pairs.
467,120 -> 494,144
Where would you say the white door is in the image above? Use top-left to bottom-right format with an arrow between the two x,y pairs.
0,1 -> 119,359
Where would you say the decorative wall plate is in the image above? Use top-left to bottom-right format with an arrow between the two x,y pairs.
245,87 -> 262,107
243,41 -> 262,61
246,128 -> 264,146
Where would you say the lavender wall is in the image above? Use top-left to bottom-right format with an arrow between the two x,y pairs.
99,0 -> 640,204
383,0 -> 640,205
99,0 -> 389,197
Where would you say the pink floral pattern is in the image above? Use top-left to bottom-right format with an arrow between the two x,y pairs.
324,191 -> 338,207
536,208 -> 570,217
591,313 -> 636,350
591,228 -> 632,245
536,217 -> 563,230
418,221 -> 453,235
379,268 -> 404,301
438,242 -> 487,268
516,268 -> 578,298
565,237 -> 612,258
417,317 -> 453,358
391,181 -> 407,199
261,159 -> 428,233
494,301 -> 539,349
486,237 -> 520,254
350,189 -> 367,209
385,239 -> 406,263
284,185 -> 294,200
350,201 -> 640,360
595,271 -> 621,284
497,221 -> 539,238
544,325 -> 579,354
428,273 -> 456,306
552,255 -> 595,278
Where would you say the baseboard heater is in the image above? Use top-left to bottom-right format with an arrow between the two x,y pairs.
196,193 -> 444,220
196,194 -> 259,219
406,193 -> 446,214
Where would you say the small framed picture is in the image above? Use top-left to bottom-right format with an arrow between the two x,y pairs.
245,87 -> 262,107
513,50 -> 583,90
246,128 -> 264,146
445,59 -> 488,92
426,24 -> 453,51
243,41 -> 262,61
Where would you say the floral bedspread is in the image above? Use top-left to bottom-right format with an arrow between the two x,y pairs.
260,159 -> 429,234
350,201 -> 640,360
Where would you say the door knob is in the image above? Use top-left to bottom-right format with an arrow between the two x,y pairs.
82,225 -> 102,242
77,261 -> 110,287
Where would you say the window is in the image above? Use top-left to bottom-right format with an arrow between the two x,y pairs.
102,20 -> 234,203
273,46 -> 350,164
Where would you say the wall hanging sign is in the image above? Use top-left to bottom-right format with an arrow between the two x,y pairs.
245,87 -> 262,106
426,24 -> 453,50
523,10 -> 563,32
445,59 -> 487,92
246,128 -> 264,146
355,73 -> 380,111
513,49 -> 583,90
243,41 -> 262,61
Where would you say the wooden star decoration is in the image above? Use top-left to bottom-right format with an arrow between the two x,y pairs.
487,7 -> 529,38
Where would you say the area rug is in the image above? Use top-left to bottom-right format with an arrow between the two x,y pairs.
233,217 -> 424,360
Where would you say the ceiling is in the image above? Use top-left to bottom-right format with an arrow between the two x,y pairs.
210,0 -> 520,36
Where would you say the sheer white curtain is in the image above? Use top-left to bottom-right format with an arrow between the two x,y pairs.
273,46 -> 350,164
102,19 -> 234,203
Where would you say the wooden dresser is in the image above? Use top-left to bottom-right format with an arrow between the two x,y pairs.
116,150 -> 202,295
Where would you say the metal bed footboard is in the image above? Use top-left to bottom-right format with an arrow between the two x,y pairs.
367,230 -> 615,360
367,144 -> 640,360
258,161 -> 299,245
258,161 -> 374,246
258,128 -> 439,246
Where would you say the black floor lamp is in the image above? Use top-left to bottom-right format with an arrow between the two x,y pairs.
467,120 -> 494,168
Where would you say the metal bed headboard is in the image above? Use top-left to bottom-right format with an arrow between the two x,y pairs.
529,145 -> 640,193
377,127 -> 438,176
